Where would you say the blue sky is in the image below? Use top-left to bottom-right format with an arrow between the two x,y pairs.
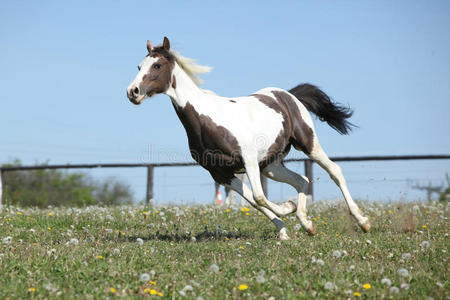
1,1 -> 449,204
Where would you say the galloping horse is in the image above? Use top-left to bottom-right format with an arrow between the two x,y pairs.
127,37 -> 370,240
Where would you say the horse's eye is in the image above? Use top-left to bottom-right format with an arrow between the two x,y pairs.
153,63 -> 162,70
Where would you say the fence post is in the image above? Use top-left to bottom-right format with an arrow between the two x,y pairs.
261,174 -> 268,196
146,166 -> 154,207
304,160 -> 314,201
0,168 -> 3,210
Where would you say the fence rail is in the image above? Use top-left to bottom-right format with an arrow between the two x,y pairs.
1,154 -> 449,207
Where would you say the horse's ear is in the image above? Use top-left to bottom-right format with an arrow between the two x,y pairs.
147,40 -> 153,53
163,36 -> 170,51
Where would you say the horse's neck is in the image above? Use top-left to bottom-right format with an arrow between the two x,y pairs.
166,64 -> 212,109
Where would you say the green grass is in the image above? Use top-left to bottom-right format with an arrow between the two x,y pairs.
0,201 -> 448,299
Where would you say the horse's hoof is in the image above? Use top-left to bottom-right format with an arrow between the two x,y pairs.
279,228 -> 290,240
306,223 -> 316,236
360,219 -> 371,233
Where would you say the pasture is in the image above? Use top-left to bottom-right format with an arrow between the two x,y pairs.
0,201 -> 447,299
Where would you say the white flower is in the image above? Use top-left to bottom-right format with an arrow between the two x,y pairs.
2,236 -> 12,244
349,265 -> 355,270
256,275 -> 266,283
387,253 -> 394,258
209,263 -> 219,274
69,238 -> 79,245
436,282 -> 443,288
324,282 -> 334,290
113,248 -> 120,255
140,273 -> 150,282
381,278 -> 392,286
294,223 -> 301,231
401,253 -> 411,260
332,250 -> 342,258
345,290 -> 353,295
106,228 -> 113,234
390,286 -> 400,294
366,239 -> 372,245
136,238 -> 144,245
397,268 -> 409,277
183,285 -> 193,292
316,259 -> 325,266
421,241 -> 430,249
66,229 -> 72,236
30,229 -> 36,233
400,283 -> 409,290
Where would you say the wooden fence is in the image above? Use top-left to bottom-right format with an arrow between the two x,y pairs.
0,154 -> 449,207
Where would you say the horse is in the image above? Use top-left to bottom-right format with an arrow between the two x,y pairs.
214,173 -> 247,207
126,37 -> 370,240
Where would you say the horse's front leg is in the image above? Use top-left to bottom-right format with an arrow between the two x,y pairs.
224,176 -> 290,240
244,160 -> 296,217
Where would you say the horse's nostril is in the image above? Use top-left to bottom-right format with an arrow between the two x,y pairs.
133,87 -> 139,95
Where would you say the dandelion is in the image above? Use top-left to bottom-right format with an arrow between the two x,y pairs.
113,248 -> 120,255
48,212 -> 53,216
149,280 -> 156,285
226,209 -> 231,212
140,273 -> 150,282
2,236 -> 12,245
316,259 -> 325,266
97,255 -> 103,259
149,289 -> 158,295
363,283 -> 371,290
245,212 -> 250,216
332,250 -> 342,258
109,288 -> 116,293
390,286 -> 400,294
17,212 -> 23,215
70,238 -> 79,245
136,238 -> 144,245
401,253 -> 411,260
47,227 -> 52,231
209,263 -> 219,274
324,282 -> 334,290
397,268 -> 409,277
238,284 -> 248,290
256,275 -> 266,284
294,223 -> 301,231
422,225 -> 427,229
239,246 -> 244,250
421,240 -> 430,249
400,283 -> 409,290
28,287 -> 36,292
381,278 -> 392,286
353,291 -> 361,297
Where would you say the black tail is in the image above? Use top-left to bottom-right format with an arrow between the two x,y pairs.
288,83 -> 356,135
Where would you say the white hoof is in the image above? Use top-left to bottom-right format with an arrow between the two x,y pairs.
279,228 -> 290,240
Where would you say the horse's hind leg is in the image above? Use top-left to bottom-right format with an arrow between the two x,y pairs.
308,139 -> 370,232
224,176 -> 290,240
263,161 -> 316,235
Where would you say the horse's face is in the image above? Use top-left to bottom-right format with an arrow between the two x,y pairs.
127,37 -> 174,105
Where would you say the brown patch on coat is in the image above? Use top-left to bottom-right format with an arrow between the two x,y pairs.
172,102 -> 244,184
252,90 -> 314,163
140,55 -> 174,97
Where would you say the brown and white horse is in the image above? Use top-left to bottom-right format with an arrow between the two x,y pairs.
127,37 -> 370,240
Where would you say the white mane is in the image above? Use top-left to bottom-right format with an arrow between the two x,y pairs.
171,51 -> 212,86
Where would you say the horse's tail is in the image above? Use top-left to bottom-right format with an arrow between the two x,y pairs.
288,83 -> 356,135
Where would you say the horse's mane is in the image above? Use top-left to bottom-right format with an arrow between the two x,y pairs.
171,51 -> 212,86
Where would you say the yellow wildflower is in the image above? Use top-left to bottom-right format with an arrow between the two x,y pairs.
353,291 -> 361,297
226,209 -> 231,212
336,233 -> 339,237
363,283 -> 371,290
47,227 -> 52,230
17,212 -> 23,215
149,280 -> 156,285
313,217 -> 317,221
48,212 -> 53,216
109,288 -> 116,293
239,246 -> 244,250
238,284 -> 248,290
28,287 -> 36,292
97,255 -> 103,259
149,289 -> 158,295
121,232 -> 126,236
422,225 -> 427,229
245,212 -> 250,216
157,292 -> 163,296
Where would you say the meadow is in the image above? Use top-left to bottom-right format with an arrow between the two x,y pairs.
0,200 -> 448,299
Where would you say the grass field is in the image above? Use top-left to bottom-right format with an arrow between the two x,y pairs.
0,200 -> 448,299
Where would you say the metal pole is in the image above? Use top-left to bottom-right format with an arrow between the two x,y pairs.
304,160 -> 314,201
146,166 -> 154,207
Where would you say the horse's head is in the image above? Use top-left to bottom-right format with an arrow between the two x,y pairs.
127,37 -> 175,105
